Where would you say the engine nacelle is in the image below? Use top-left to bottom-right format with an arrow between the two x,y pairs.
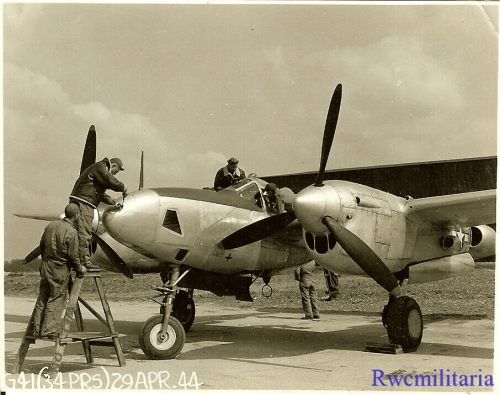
407,253 -> 475,284
469,225 -> 496,260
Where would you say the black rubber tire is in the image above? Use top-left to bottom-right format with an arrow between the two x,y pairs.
381,303 -> 389,329
160,290 -> 196,332
172,290 -> 196,332
385,296 -> 423,351
139,314 -> 185,360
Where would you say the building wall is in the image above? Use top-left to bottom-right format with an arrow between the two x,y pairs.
262,157 -> 497,199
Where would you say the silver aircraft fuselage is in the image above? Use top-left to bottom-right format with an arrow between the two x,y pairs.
97,178 -> 310,275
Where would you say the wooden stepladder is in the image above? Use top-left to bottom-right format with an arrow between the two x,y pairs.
12,269 -> 126,378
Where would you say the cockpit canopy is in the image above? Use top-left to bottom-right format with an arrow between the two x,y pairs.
220,176 -> 269,211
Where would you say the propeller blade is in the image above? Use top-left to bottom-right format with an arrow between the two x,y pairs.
139,151 -> 144,190
314,84 -> 342,187
221,211 -> 297,250
91,232 -> 134,279
24,246 -> 41,264
322,216 -> 401,297
80,125 -> 97,175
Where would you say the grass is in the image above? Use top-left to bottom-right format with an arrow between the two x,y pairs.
4,265 -> 494,318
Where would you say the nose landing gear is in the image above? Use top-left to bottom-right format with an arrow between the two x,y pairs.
139,265 -> 193,359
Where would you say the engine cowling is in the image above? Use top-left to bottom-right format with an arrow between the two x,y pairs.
469,225 -> 496,261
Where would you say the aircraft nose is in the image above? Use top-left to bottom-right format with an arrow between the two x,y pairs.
293,184 -> 342,233
102,189 -> 160,246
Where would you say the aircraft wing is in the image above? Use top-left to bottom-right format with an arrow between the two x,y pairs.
404,189 -> 496,228
14,213 -> 62,222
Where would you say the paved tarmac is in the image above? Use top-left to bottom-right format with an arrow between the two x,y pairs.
3,296 -> 494,391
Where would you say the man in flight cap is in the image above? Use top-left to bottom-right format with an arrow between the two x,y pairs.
214,157 -> 246,191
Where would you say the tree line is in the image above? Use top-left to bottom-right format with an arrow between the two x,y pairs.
4,258 -> 41,272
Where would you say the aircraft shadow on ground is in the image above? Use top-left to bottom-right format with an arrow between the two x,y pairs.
5,308 -> 493,374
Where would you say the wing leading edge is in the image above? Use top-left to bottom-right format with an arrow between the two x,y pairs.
404,189 -> 496,228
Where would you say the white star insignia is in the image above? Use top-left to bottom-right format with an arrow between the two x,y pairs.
451,229 -> 469,249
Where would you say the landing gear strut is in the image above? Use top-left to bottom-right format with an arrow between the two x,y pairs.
139,265 -> 188,359
382,295 -> 423,352
162,289 -> 196,332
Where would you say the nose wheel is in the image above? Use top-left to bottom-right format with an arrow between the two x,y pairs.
140,264 -> 190,359
139,314 -> 185,359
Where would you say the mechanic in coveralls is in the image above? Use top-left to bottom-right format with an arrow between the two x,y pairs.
262,183 -> 295,214
33,203 -> 87,338
294,261 -> 320,321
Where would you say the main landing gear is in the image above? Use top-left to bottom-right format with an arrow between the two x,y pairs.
139,265 -> 194,359
381,295 -> 423,352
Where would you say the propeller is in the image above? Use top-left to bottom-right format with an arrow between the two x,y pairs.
220,83 -> 401,297
80,125 -> 97,175
322,217 -> 401,296
220,85 -> 343,250
221,211 -> 297,250
220,84 -> 343,250
23,126 -> 97,265
315,84 -> 342,187
91,232 -> 134,279
24,246 -> 41,265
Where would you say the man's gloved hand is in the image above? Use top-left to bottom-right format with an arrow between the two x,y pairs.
77,266 -> 87,278
122,185 -> 128,197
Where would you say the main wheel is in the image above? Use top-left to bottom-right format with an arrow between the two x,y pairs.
160,290 -> 196,332
139,314 -> 185,360
385,296 -> 423,351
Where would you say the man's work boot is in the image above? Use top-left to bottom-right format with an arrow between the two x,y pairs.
84,258 -> 100,270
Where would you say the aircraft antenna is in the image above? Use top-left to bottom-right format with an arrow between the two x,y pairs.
139,151 -> 144,190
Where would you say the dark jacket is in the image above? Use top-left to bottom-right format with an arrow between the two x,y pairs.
70,157 -> 125,206
40,218 -> 84,272
214,166 -> 246,191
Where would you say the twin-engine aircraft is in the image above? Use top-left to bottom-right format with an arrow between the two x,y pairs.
17,84 -> 496,359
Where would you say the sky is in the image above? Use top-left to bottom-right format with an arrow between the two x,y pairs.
3,2 -> 498,261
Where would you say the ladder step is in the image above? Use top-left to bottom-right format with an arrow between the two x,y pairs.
87,339 -> 118,347
65,331 -> 119,339
61,331 -> 119,344
24,331 -> 119,343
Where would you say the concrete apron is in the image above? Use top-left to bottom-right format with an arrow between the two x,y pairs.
3,296 -> 494,391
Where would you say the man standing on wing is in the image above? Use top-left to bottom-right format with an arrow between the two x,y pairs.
69,157 -> 128,268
